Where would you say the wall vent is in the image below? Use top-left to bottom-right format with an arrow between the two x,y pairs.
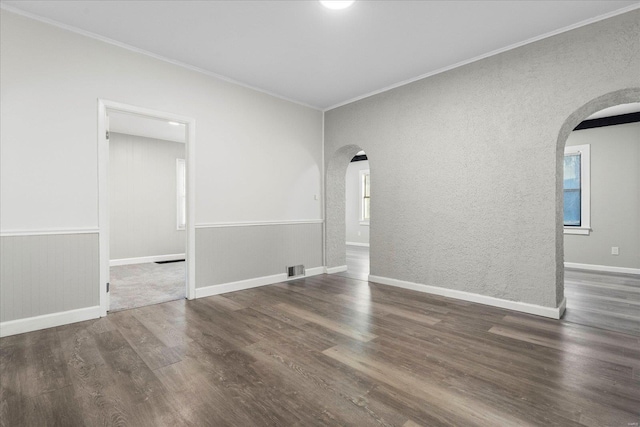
287,265 -> 305,278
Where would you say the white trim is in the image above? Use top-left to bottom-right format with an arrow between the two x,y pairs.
325,265 -> 348,274
564,262 -> 640,275
323,4 -> 640,111
368,275 -> 566,319
195,220 -> 324,228
98,99 -> 197,316
346,242 -> 370,247
0,306 -> 101,338
0,4 -> 320,111
0,228 -> 99,237
321,110 -> 326,268
195,266 -> 325,298
176,158 -> 186,231
563,227 -> 591,235
110,253 -> 185,267
359,169 -> 371,222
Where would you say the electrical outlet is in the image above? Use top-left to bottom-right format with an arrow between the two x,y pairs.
314,194 -> 318,200
611,247 -> 619,255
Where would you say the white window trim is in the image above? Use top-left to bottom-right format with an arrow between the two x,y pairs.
564,144 -> 590,235
359,169 -> 370,225
176,158 -> 186,231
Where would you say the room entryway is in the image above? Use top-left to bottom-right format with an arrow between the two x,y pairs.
336,150 -> 370,281
559,97 -> 640,337
98,100 -> 196,315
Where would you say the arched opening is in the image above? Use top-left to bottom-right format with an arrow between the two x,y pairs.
336,150 -> 370,280
556,88 -> 640,334
325,145 -> 370,277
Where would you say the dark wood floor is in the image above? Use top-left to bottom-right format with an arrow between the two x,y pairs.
335,244 -> 369,281
2,273 -> 639,426
338,244 -> 640,337
564,268 -> 640,336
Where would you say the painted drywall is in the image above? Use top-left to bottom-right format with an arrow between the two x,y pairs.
325,10 -> 640,309
0,10 -> 322,230
564,122 -> 640,269
109,133 -> 185,261
196,223 -> 322,287
0,10 -> 323,326
345,160 -> 370,245
0,233 -> 99,323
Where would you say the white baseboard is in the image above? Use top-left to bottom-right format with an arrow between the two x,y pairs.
0,306 -> 101,338
368,275 -> 566,319
110,253 -> 185,267
346,242 -> 370,247
564,262 -> 640,275
195,266 -> 325,298
325,265 -> 348,274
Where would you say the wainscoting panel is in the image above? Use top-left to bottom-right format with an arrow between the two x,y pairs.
196,222 -> 323,287
0,233 -> 100,323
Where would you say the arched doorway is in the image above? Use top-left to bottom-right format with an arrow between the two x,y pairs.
325,145 -> 370,274
555,88 -> 640,332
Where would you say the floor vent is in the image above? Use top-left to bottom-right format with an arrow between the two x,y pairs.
287,265 -> 305,278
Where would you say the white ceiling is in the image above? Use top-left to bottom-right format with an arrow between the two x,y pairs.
109,111 -> 186,143
586,103 -> 640,120
3,1 -> 639,110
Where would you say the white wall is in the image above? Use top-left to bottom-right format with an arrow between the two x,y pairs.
0,9 -> 323,330
109,133 -> 185,261
564,122 -> 640,269
0,10 -> 323,231
345,160 -> 370,245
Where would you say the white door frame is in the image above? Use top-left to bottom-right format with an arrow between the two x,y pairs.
97,99 -> 197,316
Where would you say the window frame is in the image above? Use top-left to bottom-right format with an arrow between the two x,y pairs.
563,144 -> 590,235
176,158 -> 186,231
359,169 -> 370,225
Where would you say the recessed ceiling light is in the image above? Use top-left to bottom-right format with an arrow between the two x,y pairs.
168,121 -> 181,126
320,1 -> 355,10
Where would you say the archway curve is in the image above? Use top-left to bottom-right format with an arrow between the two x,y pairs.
554,87 -> 640,306
325,144 -> 369,269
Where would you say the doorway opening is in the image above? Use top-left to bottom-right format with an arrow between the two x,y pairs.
557,90 -> 640,336
97,100 -> 196,316
337,150 -> 370,280
338,151 -> 371,280
325,144 -> 371,280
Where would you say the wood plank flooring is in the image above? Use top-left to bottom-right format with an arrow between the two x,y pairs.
335,244 -> 369,281
564,268 -> 640,336
2,273 -> 639,426
338,244 -> 640,337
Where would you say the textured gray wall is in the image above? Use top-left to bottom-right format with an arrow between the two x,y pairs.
0,234 -> 99,322
109,133 -> 186,260
564,122 -> 640,268
195,223 -> 323,287
324,11 -> 640,309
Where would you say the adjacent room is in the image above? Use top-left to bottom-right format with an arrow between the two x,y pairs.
1,1 -> 639,426
561,103 -> 640,335
107,111 -> 188,312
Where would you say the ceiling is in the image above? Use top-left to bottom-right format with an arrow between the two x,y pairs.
109,111 -> 186,143
586,103 -> 640,120
2,1 -> 639,110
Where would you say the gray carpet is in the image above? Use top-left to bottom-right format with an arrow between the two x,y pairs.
109,261 -> 185,312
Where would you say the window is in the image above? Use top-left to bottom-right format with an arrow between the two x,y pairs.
176,158 -> 186,230
563,144 -> 590,235
360,170 -> 370,224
